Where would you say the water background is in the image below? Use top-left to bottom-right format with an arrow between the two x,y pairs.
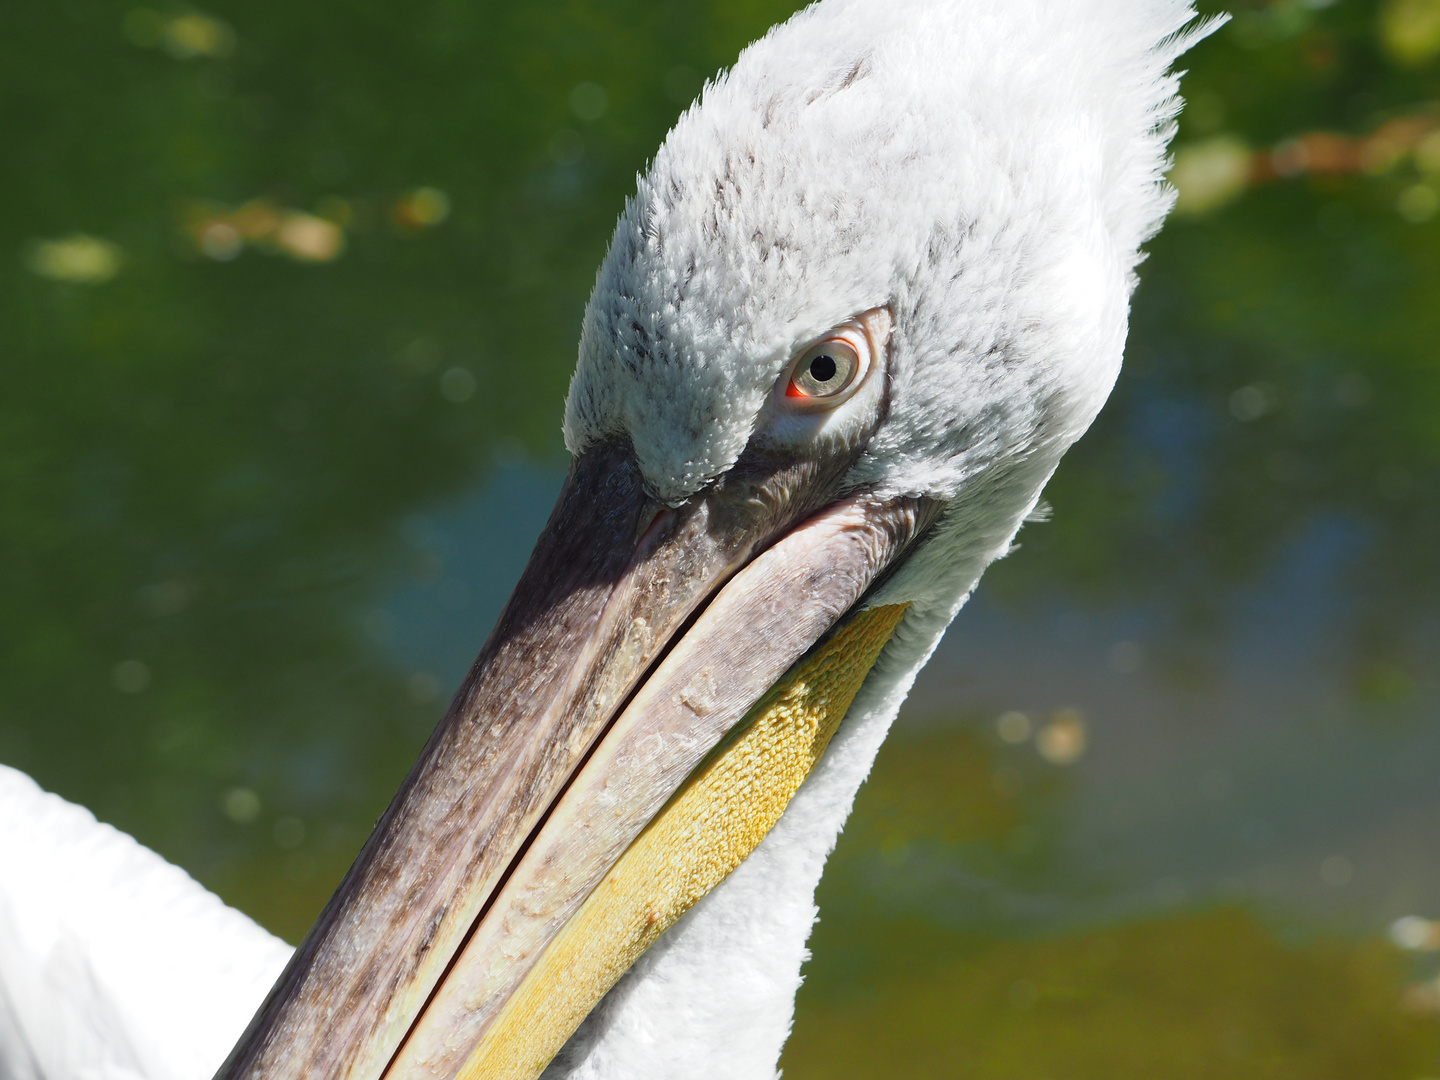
4,1 -> 1440,1074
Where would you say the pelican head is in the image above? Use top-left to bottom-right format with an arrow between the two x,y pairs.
218,2 -> 1216,1078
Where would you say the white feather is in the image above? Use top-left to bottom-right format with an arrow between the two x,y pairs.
0,766 -> 291,1080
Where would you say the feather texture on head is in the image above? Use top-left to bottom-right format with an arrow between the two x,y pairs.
565,0 -> 1217,508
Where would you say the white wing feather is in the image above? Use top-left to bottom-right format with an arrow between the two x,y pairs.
0,765 -> 291,1080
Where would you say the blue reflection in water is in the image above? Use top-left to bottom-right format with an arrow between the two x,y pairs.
891,509 -> 1440,938
381,460 -> 566,694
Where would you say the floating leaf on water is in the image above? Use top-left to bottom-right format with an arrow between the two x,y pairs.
393,187 -> 450,229
26,234 -> 123,284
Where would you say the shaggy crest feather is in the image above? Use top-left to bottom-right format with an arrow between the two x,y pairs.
565,0 -> 1215,509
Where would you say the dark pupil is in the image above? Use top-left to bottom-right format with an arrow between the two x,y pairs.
808,354 -> 838,383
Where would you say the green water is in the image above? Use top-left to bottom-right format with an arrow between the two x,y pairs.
3,1 -> 1440,1075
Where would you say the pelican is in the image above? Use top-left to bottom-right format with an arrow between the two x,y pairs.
0,1 -> 1219,1077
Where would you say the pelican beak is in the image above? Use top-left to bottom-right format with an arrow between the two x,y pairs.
218,442 -> 934,1080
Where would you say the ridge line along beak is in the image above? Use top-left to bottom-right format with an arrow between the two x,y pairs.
217,442 -> 935,1080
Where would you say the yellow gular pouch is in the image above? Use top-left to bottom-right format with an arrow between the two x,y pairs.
457,602 -> 912,1080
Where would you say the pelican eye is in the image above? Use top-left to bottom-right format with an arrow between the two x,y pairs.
785,338 -> 864,403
